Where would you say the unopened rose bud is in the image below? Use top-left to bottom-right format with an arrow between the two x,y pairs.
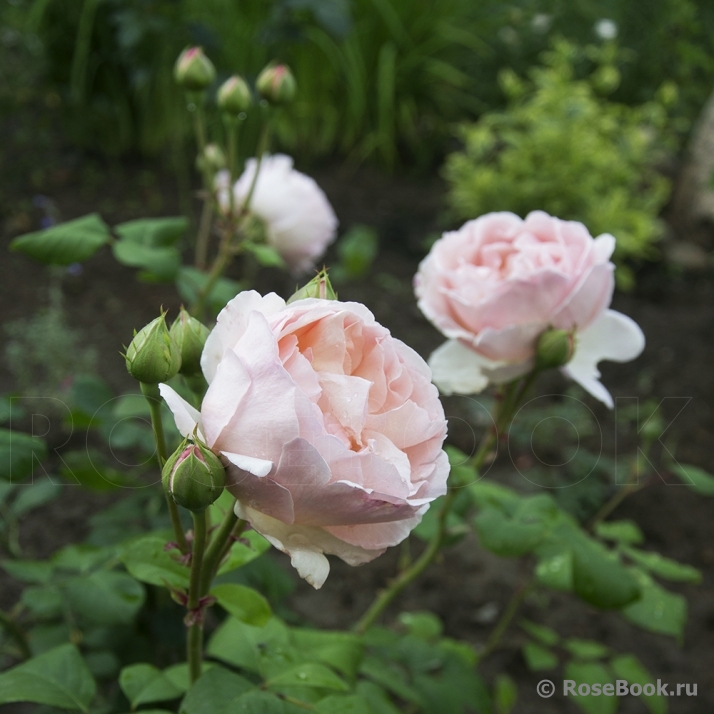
174,47 -> 216,91
256,63 -> 296,104
535,328 -> 574,370
287,269 -> 337,303
162,440 -> 225,512
217,75 -> 252,115
170,308 -> 210,377
125,313 -> 182,384
197,143 -> 227,175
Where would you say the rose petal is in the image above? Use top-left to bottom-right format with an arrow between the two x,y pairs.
562,309 -> 645,408
158,384 -> 203,440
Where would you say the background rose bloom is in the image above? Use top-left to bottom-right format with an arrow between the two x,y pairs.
160,291 -> 449,588
415,210 -> 645,407
217,154 -> 338,275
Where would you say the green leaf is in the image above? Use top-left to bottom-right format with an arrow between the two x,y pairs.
564,639 -> 610,660
180,665 -> 254,714
230,690 -> 298,713
332,225 -> 379,281
176,266 -> 242,315
621,546 -> 702,583
354,681 -> 402,714
522,642 -> 558,671
519,619 -> 560,646
610,654 -> 667,714
244,242 -> 287,269
120,535 -> 190,589
112,240 -> 181,282
217,530 -> 271,575
119,663 -> 183,709
493,674 -> 517,714
291,629 -> 363,681
623,570 -> 687,639
266,663 -> 350,692
359,657 -> 423,707
11,479 -> 62,516
398,611 -> 443,642
21,586 -> 64,619
571,538 -> 641,609
670,463 -> 714,495
59,449 -> 127,491
0,395 -> 25,424
563,661 -> 616,714
52,544 -> 114,573
0,643 -> 96,711
316,694 -> 373,714
64,571 -> 145,625
535,545 -> 574,591
212,584 -> 272,627
474,495 -> 558,557
114,217 -> 188,247
9,213 -> 111,265
0,429 -> 47,483
207,617 -> 291,674
595,520 -> 644,545
27,623 -> 72,655
1,559 -> 54,584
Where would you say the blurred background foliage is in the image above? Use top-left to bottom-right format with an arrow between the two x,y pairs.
1,0 -> 712,170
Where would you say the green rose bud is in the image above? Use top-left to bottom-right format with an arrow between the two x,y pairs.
196,143 -> 227,175
125,313 -> 182,384
535,328 -> 575,370
170,308 -> 210,377
217,75 -> 252,115
174,47 -> 216,91
287,269 -> 337,304
162,440 -> 225,512
256,63 -> 296,104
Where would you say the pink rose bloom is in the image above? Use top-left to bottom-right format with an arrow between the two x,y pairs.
160,291 -> 448,588
414,211 -> 645,407
217,154 -> 338,275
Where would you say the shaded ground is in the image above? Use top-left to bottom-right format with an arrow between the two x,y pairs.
0,118 -> 713,714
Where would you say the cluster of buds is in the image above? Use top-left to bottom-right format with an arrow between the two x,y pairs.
125,308 -> 209,384
174,45 -> 296,111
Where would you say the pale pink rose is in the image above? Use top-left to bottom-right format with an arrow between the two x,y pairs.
216,154 -> 338,275
160,291 -> 448,588
414,211 -> 645,407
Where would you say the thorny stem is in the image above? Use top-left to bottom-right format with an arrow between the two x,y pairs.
187,509 -> 207,684
140,382 -> 188,555
353,371 -> 540,634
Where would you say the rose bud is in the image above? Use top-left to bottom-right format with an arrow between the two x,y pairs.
170,308 -> 210,377
162,440 -> 226,512
125,313 -> 181,384
287,269 -> 337,304
196,143 -> 227,175
256,63 -> 296,104
535,328 -> 575,370
174,47 -> 216,91
217,75 -> 252,115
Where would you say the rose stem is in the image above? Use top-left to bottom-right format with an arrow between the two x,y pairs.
140,382 -> 188,554
353,371 -> 539,634
199,502 -> 246,594
187,509 -> 208,684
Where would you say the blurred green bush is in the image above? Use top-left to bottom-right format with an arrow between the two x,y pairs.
444,40 -> 675,285
3,0 -> 714,169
